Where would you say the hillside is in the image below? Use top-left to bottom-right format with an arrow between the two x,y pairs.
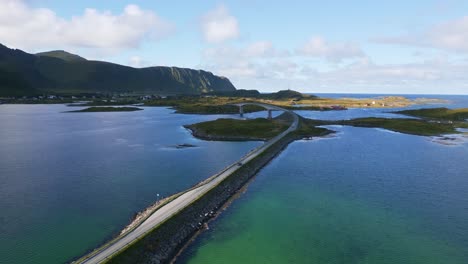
0,44 -> 236,96
36,50 -> 87,62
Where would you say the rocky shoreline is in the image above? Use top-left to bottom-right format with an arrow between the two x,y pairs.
183,125 -> 267,141
105,133 -> 299,264
119,196 -> 174,236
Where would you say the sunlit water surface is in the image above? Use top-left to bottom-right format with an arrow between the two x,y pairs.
179,95 -> 468,264
0,105 -> 261,264
1,94 -> 467,264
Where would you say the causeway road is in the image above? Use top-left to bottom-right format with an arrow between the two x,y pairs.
78,103 -> 298,264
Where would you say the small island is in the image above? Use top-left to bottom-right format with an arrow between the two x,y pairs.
68,106 -> 143,112
185,118 -> 289,141
305,107 -> 468,137
337,117 -> 459,136
174,143 -> 197,149
185,113 -> 335,142
395,107 -> 468,121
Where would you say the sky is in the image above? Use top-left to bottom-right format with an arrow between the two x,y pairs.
1,0 -> 468,94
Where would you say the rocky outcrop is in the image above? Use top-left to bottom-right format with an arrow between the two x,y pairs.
184,125 -> 268,141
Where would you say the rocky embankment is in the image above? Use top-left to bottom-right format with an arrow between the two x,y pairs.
106,134 -> 298,264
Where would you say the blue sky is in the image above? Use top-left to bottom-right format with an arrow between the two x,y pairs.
2,0 -> 468,94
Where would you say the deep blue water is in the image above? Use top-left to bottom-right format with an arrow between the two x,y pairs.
0,105 -> 261,264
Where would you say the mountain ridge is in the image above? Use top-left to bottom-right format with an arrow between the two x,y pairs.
36,50 -> 87,62
0,44 -> 236,96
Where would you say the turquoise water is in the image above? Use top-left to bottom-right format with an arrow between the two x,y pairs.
0,105 -> 261,264
179,97 -> 468,264
180,127 -> 468,264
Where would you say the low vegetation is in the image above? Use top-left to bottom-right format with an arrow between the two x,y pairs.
395,107 -> 468,121
185,118 -> 290,141
307,117 -> 460,136
68,107 -> 143,112
183,106 -> 465,141
140,90 -> 435,114
341,117 -> 458,136
294,117 -> 335,138
144,96 -> 264,114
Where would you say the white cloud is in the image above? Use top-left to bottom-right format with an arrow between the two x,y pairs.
244,41 -> 275,57
203,41 -> 288,61
297,36 -> 364,62
200,5 -> 239,43
128,56 -> 150,68
202,41 -> 294,80
290,57 -> 467,94
204,50 -> 468,94
375,16 -> 468,53
0,1 -> 175,53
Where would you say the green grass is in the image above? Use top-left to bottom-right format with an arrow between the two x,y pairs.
341,117 -> 458,136
294,117 -> 335,138
144,97 -> 264,114
395,108 -> 468,121
457,122 -> 468,128
68,107 -> 143,112
186,118 -> 289,140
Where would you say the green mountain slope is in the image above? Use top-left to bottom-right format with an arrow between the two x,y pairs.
36,50 -> 87,62
0,44 -> 236,96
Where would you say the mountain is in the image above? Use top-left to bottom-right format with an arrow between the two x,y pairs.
0,44 -> 236,96
36,50 -> 87,62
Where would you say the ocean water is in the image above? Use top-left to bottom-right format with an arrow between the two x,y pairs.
0,105 -> 261,264
1,95 -> 467,264
179,95 -> 468,264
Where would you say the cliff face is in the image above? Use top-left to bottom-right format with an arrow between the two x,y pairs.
140,66 -> 235,94
0,44 -> 236,96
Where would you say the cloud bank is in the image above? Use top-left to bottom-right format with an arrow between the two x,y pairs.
200,5 -> 239,43
0,0 -> 175,53
375,16 -> 468,53
297,36 -> 364,62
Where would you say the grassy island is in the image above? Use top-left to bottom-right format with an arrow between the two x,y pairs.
185,112 -> 336,141
185,118 -> 289,141
395,107 -> 468,121
68,106 -> 143,112
296,107 -> 468,136
339,117 -> 458,136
